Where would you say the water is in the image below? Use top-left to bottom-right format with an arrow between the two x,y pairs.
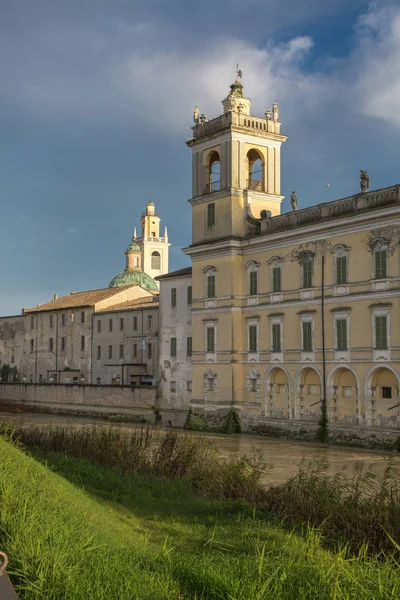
1,412 -> 398,485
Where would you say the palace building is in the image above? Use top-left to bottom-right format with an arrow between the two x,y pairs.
182,75 -> 400,430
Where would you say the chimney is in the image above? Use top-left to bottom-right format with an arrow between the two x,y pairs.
53,293 -> 58,301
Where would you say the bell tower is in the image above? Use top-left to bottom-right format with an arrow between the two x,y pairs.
187,72 -> 287,244
137,196 -> 170,285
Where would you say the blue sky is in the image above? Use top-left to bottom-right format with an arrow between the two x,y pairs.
1,0 -> 400,315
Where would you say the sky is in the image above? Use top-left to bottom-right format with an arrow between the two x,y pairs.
1,0 -> 400,315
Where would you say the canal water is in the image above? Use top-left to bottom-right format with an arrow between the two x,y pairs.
0,412 -> 398,486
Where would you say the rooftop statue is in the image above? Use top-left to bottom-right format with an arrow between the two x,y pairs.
291,190 -> 299,211
272,101 -> 279,121
360,170 -> 370,193
265,108 -> 271,120
193,106 -> 200,125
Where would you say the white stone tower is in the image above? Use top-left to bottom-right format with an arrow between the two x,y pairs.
137,197 -> 170,285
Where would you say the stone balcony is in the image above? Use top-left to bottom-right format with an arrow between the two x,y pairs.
188,111 -> 284,143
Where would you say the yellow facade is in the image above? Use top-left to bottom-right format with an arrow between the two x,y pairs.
185,77 -> 400,429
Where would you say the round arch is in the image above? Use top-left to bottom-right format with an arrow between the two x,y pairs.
328,365 -> 361,391
364,365 -> 400,427
364,364 -> 400,395
151,251 -> 161,270
208,151 -> 220,192
294,365 -> 322,390
246,148 -> 264,191
265,365 -> 291,392
264,366 -> 291,419
327,366 -> 360,424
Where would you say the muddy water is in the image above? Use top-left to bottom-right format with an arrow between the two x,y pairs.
1,412 -> 398,486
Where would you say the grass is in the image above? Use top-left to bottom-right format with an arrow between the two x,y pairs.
1,425 -> 400,598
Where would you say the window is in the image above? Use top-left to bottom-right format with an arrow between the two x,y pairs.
209,152 -> 220,192
120,318 -> 124,331
61,314 -> 65,327
272,323 -> 281,352
187,380 -> 192,392
119,344 -> 124,359
109,318 -> 113,332
247,148 -> 263,191
207,275 -> 216,298
31,316 -> 35,330
375,249 -> 387,279
108,345 -> 112,359
207,202 -> 216,227
272,266 -> 281,292
81,336 -> 85,351
187,286 -> 192,305
336,319 -> 347,350
147,315 -> 152,330
151,251 -> 161,270
249,271 -> 258,296
133,344 -> 137,358
133,317 -> 138,330
97,346 -> 101,359
336,256 -> 347,285
206,327 -> 215,352
382,386 -> 392,399
49,337 -> 54,352
187,337 -> 192,357
81,311 -> 85,324
170,381 -> 176,393
30,339 -> 34,352
171,288 -> 177,307
375,316 -> 387,349
302,321 -> 313,351
171,337 -> 177,357
147,343 -> 152,359
50,315 -> 54,328
61,337 -> 65,352
249,325 -> 257,353
302,255 -> 313,288
97,320 -> 101,333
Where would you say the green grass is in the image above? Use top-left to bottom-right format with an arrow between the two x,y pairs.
1,437 -> 400,599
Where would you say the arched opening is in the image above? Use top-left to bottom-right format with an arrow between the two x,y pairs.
247,149 -> 264,191
367,367 -> 400,427
151,251 -> 161,270
328,367 -> 358,424
265,367 -> 290,419
209,152 -> 220,192
297,367 -> 322,421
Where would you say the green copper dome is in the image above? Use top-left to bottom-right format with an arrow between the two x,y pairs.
109,269 -> 158,291
126,241 -> 140,253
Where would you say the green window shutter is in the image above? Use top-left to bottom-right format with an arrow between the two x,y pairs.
375,250 -> 387,279
206,327 -> 215,352
302,258 -> 313,288
272,267 -> 281,292
249,271 -> 258,295
272,323 -> 281,352
207,275 -> 216,298
207,203 -> 215,227
375,316 -> 388,349
187,337 -> 192,357
336,256 -> 347,285
171,337 -> 177,357
336,319 -> 347,350
187,286 -> 192,305
171,288 -> 177,307
302,321 -> 313,351
249,325 -> 257,353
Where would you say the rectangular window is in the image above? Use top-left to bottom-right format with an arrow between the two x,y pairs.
249,325 -> 257,353
61,337 -> 65,352
97,345 -> 101,359
147,343 -> 152,359
108,345 -> 112,359
81,311 -> 85,324
109,318 -> 113,332
171,337 -> 177,357
171,287 -> 177,307
382,386 -> 392,399
147,315 -> 152,330
207,275 -> 216,298
336,319 -> 347,350
81,335 -> 85,351
249,271 -> 258,296
133,344 -> 137,358
187,380 -> 192,392
61,314 -> 65,327
375,315 -> 388,349
207,202 -> 215,227
302,258 -> 313,289
31,316 -> 35,330
97,320 -> 101,333
170,381 -> 176,393
272,267 -> 281,292
187,337 -> 192,357
30,338 -> 34,352
375,250 -> 387,279
187,285 -> 192,305
336,256 -> 347,285
133,316 -> 138,330
206,327 -> 215,352
120,318 -> 124,331
119,344 -> 124,359
302,321 -> 313,351
272,323 -> 281,352
49,337 -> 54,352
50,315 -> 54,328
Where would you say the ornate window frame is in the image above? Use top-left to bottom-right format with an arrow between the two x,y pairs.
204,318 -> 217,363
370,238 -> 389,290
247,317 -> 259,362
299,310 -> 315,362
331,307 -> 351,362
203,369 -> 218,402
203,265 -> 217,307
268,313 -> 283,363
299,252 -> 314,299
245,260 -> 260,305
246,367 -> 261,401
268,256 -> 283,303
370,303 -> 391,361
332,244 -> 350,295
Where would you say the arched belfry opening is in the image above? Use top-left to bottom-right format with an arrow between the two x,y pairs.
151,251 -> 161,270
247,149 -> 264,191
208,151 -> 221,193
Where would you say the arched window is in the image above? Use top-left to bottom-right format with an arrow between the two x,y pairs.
209,152 -> 220,192
151,251 -> 161,270
247,149 -> 264,191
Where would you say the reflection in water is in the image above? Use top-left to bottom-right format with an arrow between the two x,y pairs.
0,412 -> 398,486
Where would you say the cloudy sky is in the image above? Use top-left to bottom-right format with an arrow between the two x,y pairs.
1,0 -> 399,315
